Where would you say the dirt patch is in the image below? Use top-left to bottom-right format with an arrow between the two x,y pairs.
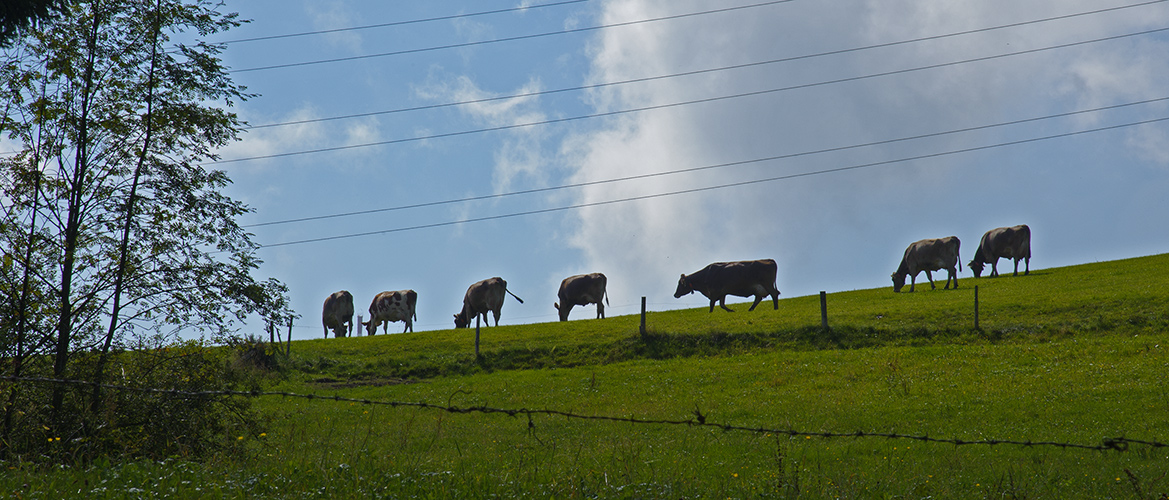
311,377 -> 422,389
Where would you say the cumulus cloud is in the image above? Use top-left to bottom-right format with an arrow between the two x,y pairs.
553,0 -> 1169,306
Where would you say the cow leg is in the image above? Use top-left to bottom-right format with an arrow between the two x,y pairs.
720,297 -> 734,312
909,273 -> 917,292
492,309 -> 501,327
946,267 -> 957,289
771,290 -> 779,310
596,302 -> 604,319
924,270 -> 936,290
990,258 -> 999,278
748,294 -> 763,311
708,299 -> 716,313
1024,257 -> 1030,276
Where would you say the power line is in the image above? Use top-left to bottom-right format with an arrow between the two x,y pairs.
230,0 -> 795,73
211,25 -> 1169,165
216,0 -> 591,45
256,114 -> 1169,249
241,0 -> 1169,131
243,96 -> 1169,228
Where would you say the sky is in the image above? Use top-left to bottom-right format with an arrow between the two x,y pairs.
205,0 -> 1169,339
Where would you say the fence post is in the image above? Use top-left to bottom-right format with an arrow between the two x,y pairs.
268,321 -> 274,344
356,314 -> 363,337
974,285 -> 980,330
286,317 -> 293,356
475,315 -> 481,358
820,291 -> 828,330
640,297 -> 647,338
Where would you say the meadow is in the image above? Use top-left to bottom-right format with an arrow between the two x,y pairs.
5,254 -> 1169,498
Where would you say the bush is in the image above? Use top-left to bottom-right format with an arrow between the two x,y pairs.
0,340 -> 266,463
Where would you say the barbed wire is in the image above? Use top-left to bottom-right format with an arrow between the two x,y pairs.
3,375 -> 1162,452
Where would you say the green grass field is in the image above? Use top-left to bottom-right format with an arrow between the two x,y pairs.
6,254 -> 1169,498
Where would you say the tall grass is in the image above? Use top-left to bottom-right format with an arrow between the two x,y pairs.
5,254 -> 1169,498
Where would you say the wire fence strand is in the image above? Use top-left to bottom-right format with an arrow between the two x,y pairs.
2,375 -> 1161,453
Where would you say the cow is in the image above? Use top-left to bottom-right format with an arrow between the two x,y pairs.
362,290 -> 418,334
891,236 -> 961,292
322,291 -> 354,338
554,273 -> 609,322
454,277 -> 523,329
969,225 -> 1031,278
674,259 -> 781,313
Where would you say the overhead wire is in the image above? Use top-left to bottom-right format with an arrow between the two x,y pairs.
215,0 -> 591,45
229,0 -> 795,73
243,96 -> 1169,228
210,24 -> 1169,165
241,0 -> 1169,131
256,113 -> 1169,249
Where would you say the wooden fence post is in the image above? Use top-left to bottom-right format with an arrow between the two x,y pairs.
640,297 -> 647,338
820,291 -> 828,330
286,317 -> 293,356
475,315 -> 481,358
974,285 -> 980,330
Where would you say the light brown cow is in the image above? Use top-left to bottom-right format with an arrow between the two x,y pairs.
891,237 -> 961,292
554,273 -> 609,322
454,277 -> 523,328
969,225 -> 1031,278
674,259 -> 781,312
362,290 -> 418,334
322,290 -> 354,338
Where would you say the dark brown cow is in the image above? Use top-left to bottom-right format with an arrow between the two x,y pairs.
674,259 -> 781,313
322,290 -> 354,338
362,290 -> 418,334
554,273 -> 609,322
891,236 -> 961,292
454,277 -> 524,328
969,225 -> 1031,278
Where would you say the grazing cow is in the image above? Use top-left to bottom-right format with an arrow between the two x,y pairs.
891,237 -> 961,292
322,291 -> 354,338
674,259 -> 781,313
362,290 -> 418,334
969,225 -> 1031,278
454,277 -> 524,328
554,273 -> 609,322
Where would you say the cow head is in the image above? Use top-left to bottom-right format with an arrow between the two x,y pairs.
554,302 -> 568,322
453,311 -> 470,329
332,324 -> 349,338
673,274 -> 693,298
968,259 -> 985,278
361,320 -> 377,336
891,272 -> 907,293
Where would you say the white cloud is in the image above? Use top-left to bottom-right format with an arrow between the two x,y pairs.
416,74 -> 550,193
553,0 -> 1169,305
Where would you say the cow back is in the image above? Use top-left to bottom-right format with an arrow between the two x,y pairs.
559,273 -> 607,305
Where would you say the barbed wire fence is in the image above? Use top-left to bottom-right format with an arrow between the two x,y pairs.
3,375 -> 1164,453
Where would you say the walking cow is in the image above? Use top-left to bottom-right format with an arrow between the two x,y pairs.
362,290 -> 418,334
454,277 -> 524,328
322,290 -> 354,338
554,273 -> 609,322
674,259 -> 781,313
891,237 -> 961,292
969,225 -> 1031,278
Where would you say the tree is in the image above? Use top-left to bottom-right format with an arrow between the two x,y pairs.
0,0 -> 293,460
0,0 -> 71,47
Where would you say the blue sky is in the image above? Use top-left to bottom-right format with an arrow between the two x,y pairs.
206,0 -> 1169,339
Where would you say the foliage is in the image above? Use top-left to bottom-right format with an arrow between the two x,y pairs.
0,0 -> 293,462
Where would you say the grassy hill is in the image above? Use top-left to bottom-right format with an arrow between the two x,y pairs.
9,254 -> 1169,498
